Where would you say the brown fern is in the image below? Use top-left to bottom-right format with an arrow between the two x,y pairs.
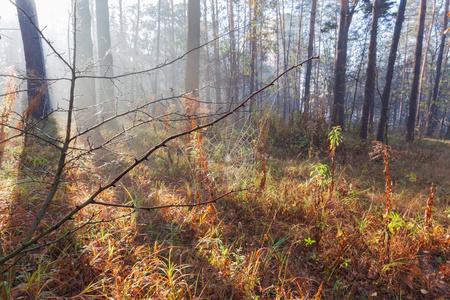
423,183 -> 435,229
370,141 -> 394,218
256,118 -> 269,190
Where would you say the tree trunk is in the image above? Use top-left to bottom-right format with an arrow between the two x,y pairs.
75,0 -> 102,141
228,0 -> 238,113
275,0 -> 281,113
416,0 -> 436,130
360,0 -> 380,140
304,0 -> 317,115
313,0 -> 325,114
397,21 -> 409,126
185,0 -> 200,94
249,0 -> 258,113
438,49 -> 450,137
154,0 -> 162,97
170,0 -> 176,92
119,0 -> 124,36
331,0 -> 357,128
16,0 -> 51,120
211,0 -> 222,109
203,0 -> 211,104
425,0 -> 449,137
132,0 -> 141,99
133,0 -> 140,54
406,0 -> 427,142
279,0 -> 288,119
295,0 -> 305,112
95,0 -> 117,120
349,30 -> 369,126
376,0 -> 407,142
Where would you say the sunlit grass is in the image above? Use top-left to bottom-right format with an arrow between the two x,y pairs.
0,118 -> 449,299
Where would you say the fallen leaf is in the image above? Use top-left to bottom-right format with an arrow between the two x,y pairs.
410,265 -> 421,275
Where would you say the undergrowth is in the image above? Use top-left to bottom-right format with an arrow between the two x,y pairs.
0,114 -> 449,299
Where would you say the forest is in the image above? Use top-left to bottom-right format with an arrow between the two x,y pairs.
0,0 -> 449,298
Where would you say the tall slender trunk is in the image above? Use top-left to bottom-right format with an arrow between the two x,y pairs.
203,0 -> 211,104
249,0 -> 258,113
376,0 -> 407,142
438,47 -> 450,137
398,21 -> 409,126
184,0 -> 187,37
210,0 -> 221,110
76,0 -> 96,125
349,30 -> 369,126
16,0 -> 51,119
154,0 -> 162,97
360,0 -> 380,140
331,0 -> 357,128
96,0 -> 118,120
304,0 -> 317,115
228,0 -> 238,113
279,0 -> 288,119
416,0 -> 436,129
275,0 -> 281,113
406,0 -> 427,141
258,21 -> 263,106
185,0 -> 201,94
170,0 -> 176,92
133,0 -> 140,53
314,0 -> 325,111
295,0 -> 305,112
132,0 -> 141,99
119,0 -> 124,36
286,0 -> 295,117
426,0 -> 449,136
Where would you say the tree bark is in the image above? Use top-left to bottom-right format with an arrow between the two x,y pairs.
203,0 -> 211,104
406,0 -> 427,142
416,0 -> 436,129
295,0 -> 305,112
249,0 -> 258,113
170,0 -> 176,92
95,0 -> 116,119
16,0 -> 51,119
185,0 -> 200,94
331,0 -> 357,128
425,0 -> 449,137
349,30 -> 368,126
228,0 -> 238,113
211,0 -> 222,109
397,21 -> 409,126
132,0 -> 141,99
75,0 -> 101,139
154,0 -> 162,97
360,0 -> 380,140
304,0 -> 317,115
376,0 -> 407,142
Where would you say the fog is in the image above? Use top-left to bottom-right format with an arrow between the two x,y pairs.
0,0 -> 201,118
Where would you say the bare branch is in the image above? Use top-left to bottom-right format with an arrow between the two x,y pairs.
92,187 -> 251,210
0,57 -> 318,266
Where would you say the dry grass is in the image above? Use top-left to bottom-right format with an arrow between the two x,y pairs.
0,118 -> 449,299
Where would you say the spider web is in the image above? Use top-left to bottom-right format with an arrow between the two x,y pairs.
203,115 -> 257,188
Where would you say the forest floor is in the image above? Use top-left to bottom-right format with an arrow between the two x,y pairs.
0,121 -> 449,299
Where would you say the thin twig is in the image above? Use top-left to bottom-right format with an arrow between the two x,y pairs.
0,57 -> 318,266
92,187 -> 250,210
